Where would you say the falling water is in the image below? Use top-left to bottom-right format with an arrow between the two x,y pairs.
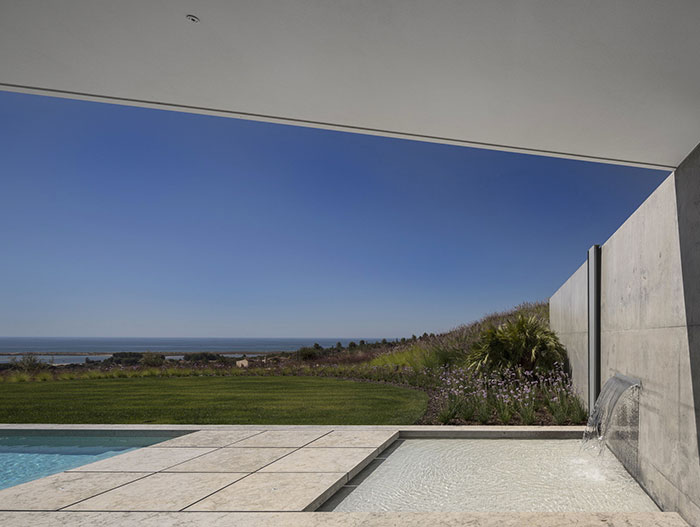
583,373 -> 640,452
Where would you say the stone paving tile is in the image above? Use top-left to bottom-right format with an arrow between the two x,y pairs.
232,429 -> 332,447
259,447 -> 376,475
0,472 -> 150,511
65,472 -> 245,512
0,511 -> 160,527
69,447 -> 215,472
0,511 -> 687,526
165,447 -> 294,473
153,511 -> 371,526
185,472 -> 346,512
153,430 -> 261,448
307,430 -> 398,448
0,511 -> 356,526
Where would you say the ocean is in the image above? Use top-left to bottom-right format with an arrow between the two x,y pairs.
0,337 -> 383,365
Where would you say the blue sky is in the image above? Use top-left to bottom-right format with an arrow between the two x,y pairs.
0,90 -> 669,338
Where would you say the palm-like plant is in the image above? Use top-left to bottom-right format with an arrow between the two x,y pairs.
467,315 -> 566,371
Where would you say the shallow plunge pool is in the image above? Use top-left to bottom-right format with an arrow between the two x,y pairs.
321,439 -> 658,512
0,430 -> 185,490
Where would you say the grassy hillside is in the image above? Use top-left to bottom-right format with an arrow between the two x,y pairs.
370,301 -> 549,370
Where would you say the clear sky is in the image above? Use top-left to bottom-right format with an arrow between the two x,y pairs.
0,90 -> 669,338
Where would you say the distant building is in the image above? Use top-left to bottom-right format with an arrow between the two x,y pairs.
235,359 -> 249,369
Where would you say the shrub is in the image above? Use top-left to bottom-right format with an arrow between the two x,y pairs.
467,315 -> 566,371
417,338 -> 468,370
369,301 -> 549,373
140,352 -> 165,367
184,352 -> 224,362
105,352 -> 143,366
296,347 -> 324,361
10,354 -> 47,373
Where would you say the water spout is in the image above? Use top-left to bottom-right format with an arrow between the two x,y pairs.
583,373 -> 640,451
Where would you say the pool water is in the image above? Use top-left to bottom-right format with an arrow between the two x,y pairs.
322,439 -> 659,512
0,431 -> 183,490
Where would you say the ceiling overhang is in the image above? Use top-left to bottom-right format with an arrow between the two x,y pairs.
2,1 -> 699,169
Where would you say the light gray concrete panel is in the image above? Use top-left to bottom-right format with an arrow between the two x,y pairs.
675,143 -> 700,328
600,174 -> 685,332
550,261 -> 589,404
566,333 -> 589,404
601,327 -> 685,484
550,262 -> 588,334
674,145 -> 700,527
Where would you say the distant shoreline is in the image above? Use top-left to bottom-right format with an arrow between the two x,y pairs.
0,337 -> 388,365
0,351 -> 277,356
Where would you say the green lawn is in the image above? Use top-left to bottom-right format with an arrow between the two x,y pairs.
0,376 -> 428,425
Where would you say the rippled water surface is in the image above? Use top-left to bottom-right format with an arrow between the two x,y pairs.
328,439 -> 658,512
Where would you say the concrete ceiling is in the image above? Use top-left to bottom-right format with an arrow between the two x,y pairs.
1,1 -> 699,169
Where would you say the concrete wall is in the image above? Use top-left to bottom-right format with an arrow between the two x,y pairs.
549,261 -> 588,404
550,143 -> 700,526
599,173 -> 699,523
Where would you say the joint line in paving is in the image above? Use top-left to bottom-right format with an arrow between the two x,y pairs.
177,428 -> 338,511
57,472 -> 156,511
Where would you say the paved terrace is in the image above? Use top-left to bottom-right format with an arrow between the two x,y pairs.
0,425 -> 689,526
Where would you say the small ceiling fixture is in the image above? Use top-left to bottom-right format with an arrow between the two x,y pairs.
185,14 -> 200,23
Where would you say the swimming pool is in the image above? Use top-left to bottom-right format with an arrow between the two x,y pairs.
0,430 -> 185,490
321,439 -> 659,512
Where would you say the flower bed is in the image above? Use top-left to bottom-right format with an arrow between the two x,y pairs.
436,363 -> 587,425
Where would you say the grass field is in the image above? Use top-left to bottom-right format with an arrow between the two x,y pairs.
0,376 -> 428,425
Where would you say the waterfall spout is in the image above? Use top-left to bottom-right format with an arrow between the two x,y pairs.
583,373 -> 640,450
